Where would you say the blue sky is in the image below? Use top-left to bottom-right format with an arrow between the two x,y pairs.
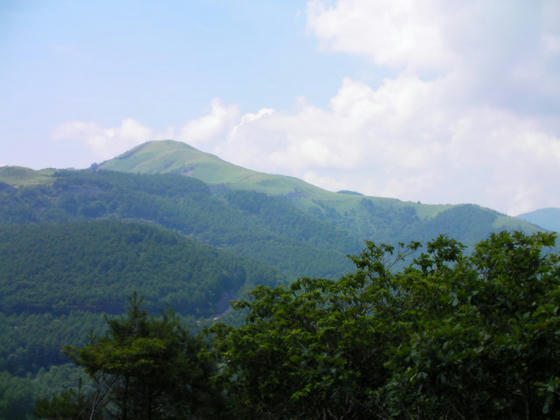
2,1 -> 366,162
1,0 -> 559,215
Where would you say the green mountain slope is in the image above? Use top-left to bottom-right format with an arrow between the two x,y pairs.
0,220 -> 285,414
98,139 -> 328,197
0,221 -> 283,317
0,166 -> 55,187
0,170 -> 358,279
98,140 -> 446,217
517,208 -> 560,232
98,140 -> 539,243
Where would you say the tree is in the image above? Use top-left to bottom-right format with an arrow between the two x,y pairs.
212,232 -> 560,419
43,294 -> 222,420
382,231 -> 560,419
210,241 -> 421,419
41,232 -> 560,419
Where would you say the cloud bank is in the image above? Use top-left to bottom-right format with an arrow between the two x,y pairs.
53,0 -> 560,215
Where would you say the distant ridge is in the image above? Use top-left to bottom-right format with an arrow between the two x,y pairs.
96,140 -> 539,240
1,140 -> 540,245
98,140 -> 453,217
0,166 -> 55,187
517,208 -> 560,232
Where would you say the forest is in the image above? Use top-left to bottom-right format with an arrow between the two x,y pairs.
0,168 -> 555,418
0,170 -> 359,280
28,231 -> 560,419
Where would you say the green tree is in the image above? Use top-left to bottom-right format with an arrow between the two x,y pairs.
51,295 -> 221,420
211,241 -> 421,419
212,232 -> 560,419
382,231 -> 560,419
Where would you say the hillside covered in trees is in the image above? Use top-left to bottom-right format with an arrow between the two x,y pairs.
35,231 -> 560,419
0,221 -> 283,317
0,141 -> 551,418
0,221 -> 283,418
0,169 -> 359,280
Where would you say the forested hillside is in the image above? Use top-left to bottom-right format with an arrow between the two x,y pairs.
33,232 -> 560,419
0,141 -> 549,418
0,221 -> 283,418
98,140 -> 539,244
0,169 -> 358,280
0,221 -> 283,316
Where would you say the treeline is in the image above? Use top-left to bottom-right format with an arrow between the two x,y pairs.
33,231 -> 560,419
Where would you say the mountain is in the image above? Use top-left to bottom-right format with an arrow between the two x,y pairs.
0,140 -> 540,251
0,140 -> 548,416
98,140 -> 443,213
98,140 -> 539,241
0,169 -> 359,279
98,139 -> 327,197
517,208 -> 560,232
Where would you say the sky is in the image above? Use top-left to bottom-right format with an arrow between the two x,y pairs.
1,0 -> 559,215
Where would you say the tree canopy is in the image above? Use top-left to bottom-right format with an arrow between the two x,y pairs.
35,295 -> 222,420
212,231 -> 560,419
32,231 -> 560,419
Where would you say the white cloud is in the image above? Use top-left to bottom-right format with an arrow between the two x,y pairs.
52,118 -> 153,160
51,99 -> 240,161
177,98 -> 240,147
213,77 -> 560,215
52,1 -> 560,215
307,0 -> 560,113
543,34 -> 560,55
307,0 -> 456,71
296,0 -> 560,214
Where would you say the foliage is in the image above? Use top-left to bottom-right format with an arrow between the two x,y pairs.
46,295 -> 221,420
0,169 -> 357,279
0,311 -> 107,376
212,231 -> 560,419
0,221 -> 283,317
0,364 -> 89,420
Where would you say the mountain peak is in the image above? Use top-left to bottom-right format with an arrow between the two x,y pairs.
96,140 -> 541,232
99,139 -> 329,198
101,139 -> 249,182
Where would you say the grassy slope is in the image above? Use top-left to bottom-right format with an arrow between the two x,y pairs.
98,140 -> 538,237
0,166 -> 55,187
98,140 -> 444,215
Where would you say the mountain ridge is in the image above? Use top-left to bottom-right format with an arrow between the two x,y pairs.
517,208 -> 560,232
97,140 -> 538,234
0,139 -> 541,240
